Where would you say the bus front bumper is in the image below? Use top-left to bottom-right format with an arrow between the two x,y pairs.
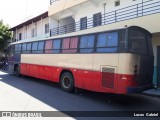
127,85 -> 153,94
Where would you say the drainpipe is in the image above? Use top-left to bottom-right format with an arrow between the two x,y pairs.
103,3 -> 106,25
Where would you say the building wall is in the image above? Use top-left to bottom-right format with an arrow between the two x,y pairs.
152,33 -> 160,86
74,0 -> 141,21
13,17 -> 49,41
49,0 -> 88,16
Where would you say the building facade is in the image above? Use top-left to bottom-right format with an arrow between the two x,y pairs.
9,12 -> 50,43
10,0 -> 160,87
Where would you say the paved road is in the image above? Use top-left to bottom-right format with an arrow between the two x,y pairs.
0,71 -> 160,120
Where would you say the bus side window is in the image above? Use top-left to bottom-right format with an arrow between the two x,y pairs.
22,43 -> 27,53
15,44 -> 22,54
79,35 -> 95,53
32,42 -> 38,53
62,37 -> 78,53
37,41 -> 44,53
96,32 -> 118,53
62,38 -> 70,53
53,39 -> 61,53
45,39 -> 61,54
26,43 -> 31,53
45,40 -> 53,54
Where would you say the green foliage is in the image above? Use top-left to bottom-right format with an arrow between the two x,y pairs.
0,20 -> 11,51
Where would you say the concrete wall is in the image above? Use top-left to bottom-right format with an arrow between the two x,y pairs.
49,0 -> 88,16
152,33 -> 160,86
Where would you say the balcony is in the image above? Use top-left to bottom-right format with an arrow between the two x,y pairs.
50,0 -> 160,36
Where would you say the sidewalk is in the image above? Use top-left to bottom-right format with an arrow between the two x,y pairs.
143,88 -> 160,98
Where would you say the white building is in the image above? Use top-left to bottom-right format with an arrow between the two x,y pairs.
9,12 -> 50,42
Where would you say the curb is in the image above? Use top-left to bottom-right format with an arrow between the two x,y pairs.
142,93 -> 160,98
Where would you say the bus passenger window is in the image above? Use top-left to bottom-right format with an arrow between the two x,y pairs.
62,38 -> 70,53
32,42 -> 38,53
79,35 -> 95,53
22,43 -> 27,53
15,44 -> 22,54
62,37 -> 78,53
37,41 -> 44,53
96,32 -> 118,53
70,37 -> 78,53
26,43 -> 31,53
53,39 -> 61,53
22,43 -> 31,53
45,40 -> 53,53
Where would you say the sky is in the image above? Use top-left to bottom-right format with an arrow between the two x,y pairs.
0,0 -> 49,27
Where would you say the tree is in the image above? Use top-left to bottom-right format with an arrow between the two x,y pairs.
0,20 -> 11,51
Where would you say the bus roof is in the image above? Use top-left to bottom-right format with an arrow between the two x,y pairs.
10,26 -> 151,45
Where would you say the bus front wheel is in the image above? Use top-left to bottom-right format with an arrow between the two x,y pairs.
60,72 -> 74,92
15,65 -> 21,77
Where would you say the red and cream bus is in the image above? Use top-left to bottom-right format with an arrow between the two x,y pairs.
8,26 -> 154,94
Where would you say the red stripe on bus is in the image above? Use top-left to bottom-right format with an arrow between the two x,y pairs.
20,63 -> 141,94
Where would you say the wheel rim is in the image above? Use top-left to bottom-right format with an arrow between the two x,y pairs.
62,76 -> 71,88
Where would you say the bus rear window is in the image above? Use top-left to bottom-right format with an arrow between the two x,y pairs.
128,30 -> 148,55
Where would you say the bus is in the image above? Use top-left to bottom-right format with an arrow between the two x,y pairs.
7,26 -> 154,94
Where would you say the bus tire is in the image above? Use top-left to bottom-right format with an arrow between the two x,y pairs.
60,72 -> 74,92
15,65 -> 21,77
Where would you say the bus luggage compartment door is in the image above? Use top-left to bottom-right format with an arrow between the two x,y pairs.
100,66 -> 117,92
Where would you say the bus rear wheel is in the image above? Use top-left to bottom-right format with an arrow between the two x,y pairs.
60,72 -> 74,92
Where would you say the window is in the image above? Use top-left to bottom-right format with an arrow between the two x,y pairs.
32,42 -> 38,52
80,17 -> 87,30
45,39 -> 61,53
22,43 -> 31,53
45,40 -> 53,53
93,13 -> 102,27
128,30 -> 147,55
19,33 -> 22,40
27,43 -> 31,51
22,43 -> 27,51
96,32 -> 118,53
115,0 -> 120,7
79,35 -> 95,53
15,44 -> 22,53
32,41 -> 44,53
45,23 -> 49,34
62,37 -> 78,53
53,39 -> 61,53
22,43 -> 27,53
31,28 -> 37,37
38,41 -> 44,53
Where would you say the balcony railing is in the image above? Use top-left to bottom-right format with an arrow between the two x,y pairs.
50,0 -> 59,5
50,0 -> 160,36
